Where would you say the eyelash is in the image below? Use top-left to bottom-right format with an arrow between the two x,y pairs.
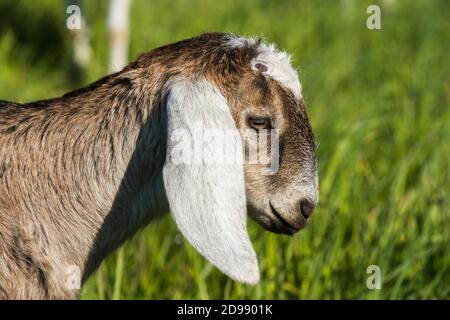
247,117 -> 272,131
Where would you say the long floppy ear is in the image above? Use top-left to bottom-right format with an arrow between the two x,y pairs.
162,78 -> 259,284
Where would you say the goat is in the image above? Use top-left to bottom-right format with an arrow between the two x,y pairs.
0,33 -> 318,299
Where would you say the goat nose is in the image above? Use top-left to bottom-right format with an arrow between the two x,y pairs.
299,199 -> 315,220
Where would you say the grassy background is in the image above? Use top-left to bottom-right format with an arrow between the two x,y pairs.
0,0 -> 448,299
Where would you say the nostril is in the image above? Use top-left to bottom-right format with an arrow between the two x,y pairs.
299,200 -> 315,219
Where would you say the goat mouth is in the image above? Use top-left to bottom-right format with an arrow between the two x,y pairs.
268,202 -> 301,235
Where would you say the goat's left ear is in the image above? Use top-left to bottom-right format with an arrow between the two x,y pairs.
162,78 -> 259,284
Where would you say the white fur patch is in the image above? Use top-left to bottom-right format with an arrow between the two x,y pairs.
225,35 -> 302,100
224,34 -> 258,49
163,77 -> 259,284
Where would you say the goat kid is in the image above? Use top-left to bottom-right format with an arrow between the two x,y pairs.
0,33 -> 318,299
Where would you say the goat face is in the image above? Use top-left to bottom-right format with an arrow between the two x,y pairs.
162,33 -> 318,285
230,57 -> 318,236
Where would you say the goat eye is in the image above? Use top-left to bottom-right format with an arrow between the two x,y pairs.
247,117 -> 272,131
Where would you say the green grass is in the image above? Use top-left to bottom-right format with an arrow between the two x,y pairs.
0,0 -> 448,299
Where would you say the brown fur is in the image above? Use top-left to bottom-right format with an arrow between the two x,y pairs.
0,33 -> 316,299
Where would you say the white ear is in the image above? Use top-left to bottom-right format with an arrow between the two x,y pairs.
162,78 -> 259,284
